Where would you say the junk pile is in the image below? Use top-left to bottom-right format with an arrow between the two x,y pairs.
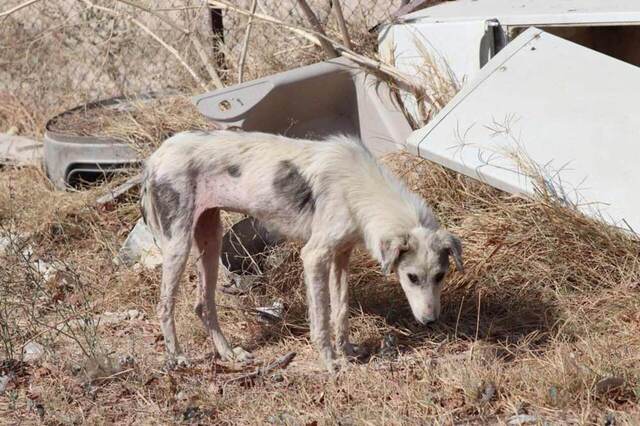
20,0 -> 639,283
380,0 -> 640,233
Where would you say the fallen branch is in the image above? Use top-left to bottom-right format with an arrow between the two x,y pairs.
332,0 -> 352,50
112,0 -> 224,89
237,0 -> 257,83
209,0 -> 434,113
96,173 -> 143,205
82,0 -> 209,91
224,351 -> 296,386
0,0 -> 43,18
295,0 -> 338,58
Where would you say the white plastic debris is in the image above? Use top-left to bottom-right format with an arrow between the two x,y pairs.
23,341 -> 45,362
254,300 -> 284,323
408,28 -> 640,232
115,218 -> 162,269
0,134 -> 43,167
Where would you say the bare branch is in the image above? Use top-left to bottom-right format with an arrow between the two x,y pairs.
224,352 -> 296,386
238,0 -> 258,83
111,0 -> 223,89
81,0 -> 209,91
209,0 -> 431,105
333,0 -> 352,50
113,0 -> 190,34
0,0 -> 43,18
191,36 -> 225,89
295,0 -> 338,58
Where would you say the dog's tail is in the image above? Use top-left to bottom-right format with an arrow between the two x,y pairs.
139,164 -> 160,242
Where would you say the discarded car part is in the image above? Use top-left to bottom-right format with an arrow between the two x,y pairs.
193,57 -> 413,157
43,94 -> 167,189
115,218 -> 162,269
220,217 -> 284,295
379,0 -> 640,122
0,134 -> 43,167
407,28 -> 640,232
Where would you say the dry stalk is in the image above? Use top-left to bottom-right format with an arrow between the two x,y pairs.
0,0 -> 42,18
333,0 -> 353,50
81,0 -> 209,91
238,0 -> 258,83
295,0 -> 339,58
209,0 -> 435,112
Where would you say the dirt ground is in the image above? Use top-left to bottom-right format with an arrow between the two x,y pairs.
1,1 -> 640,425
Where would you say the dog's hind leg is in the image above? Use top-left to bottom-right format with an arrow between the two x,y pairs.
158,233 -> 191,367
329,247 -> 355,358
193,208 -> 253,363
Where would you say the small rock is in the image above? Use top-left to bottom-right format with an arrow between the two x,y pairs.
23,342 -> 45,362
98,309 -> 143,326
115,219 -> 162,269
478,381 -> 496,403
378,333 -> 399,358
604,412 -> 616,426
508,414 -> 538,425
127,309 -> 144,320
176,390 -> 189,402
182,406 -> 203,422
118,355 -> 135,368
595,377 -> 625,396
0,375 -> 10,394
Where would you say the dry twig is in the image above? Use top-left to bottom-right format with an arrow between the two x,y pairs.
209,0 -> 434,112
295,0 -> 338,58
333,0 -> 352,50
238,0 -> 258,83
0,0 -> 42,18
224,351 -> 297,386
82,0 -> 209,91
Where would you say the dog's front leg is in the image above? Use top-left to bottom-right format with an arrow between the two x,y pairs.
329,247 -> 354,358
301,240 -> 336,373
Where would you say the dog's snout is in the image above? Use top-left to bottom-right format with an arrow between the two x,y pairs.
419,315 -> 437,325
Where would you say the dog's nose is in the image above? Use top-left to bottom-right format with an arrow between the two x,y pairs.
421,316 -> 437,325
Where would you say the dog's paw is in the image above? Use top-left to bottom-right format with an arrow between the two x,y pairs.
220,346 -> 254,363
341,342 -> 360,358
232,346 -> 254,363
164,354 -> 191,371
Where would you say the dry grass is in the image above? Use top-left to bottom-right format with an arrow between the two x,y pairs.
1,150 -> 639,424
47,94 -> 214,156
1,1 -> 640,424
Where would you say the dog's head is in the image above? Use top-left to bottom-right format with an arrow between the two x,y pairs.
380,227 -> 463,325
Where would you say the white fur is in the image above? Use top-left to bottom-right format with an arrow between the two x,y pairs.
141,130 -> 462,372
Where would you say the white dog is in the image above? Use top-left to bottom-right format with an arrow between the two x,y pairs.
141,130 -> 463,372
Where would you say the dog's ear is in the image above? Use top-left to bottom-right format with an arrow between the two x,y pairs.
436,229 -> 464,272
380,235 -> 409,275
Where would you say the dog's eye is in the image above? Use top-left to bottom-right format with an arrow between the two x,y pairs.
434,272 -> 445,283
407,273 -> 419,284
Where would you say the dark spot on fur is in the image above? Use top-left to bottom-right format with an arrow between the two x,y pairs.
273,160 -> 315,212
227,164 -> 241,177
152,180 -> 181,238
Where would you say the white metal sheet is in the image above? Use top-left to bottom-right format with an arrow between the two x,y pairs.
407,27 -> 640,232
403,0 -> 640,26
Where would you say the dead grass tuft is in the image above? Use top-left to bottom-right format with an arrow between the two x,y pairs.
2,1 -> 640,424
